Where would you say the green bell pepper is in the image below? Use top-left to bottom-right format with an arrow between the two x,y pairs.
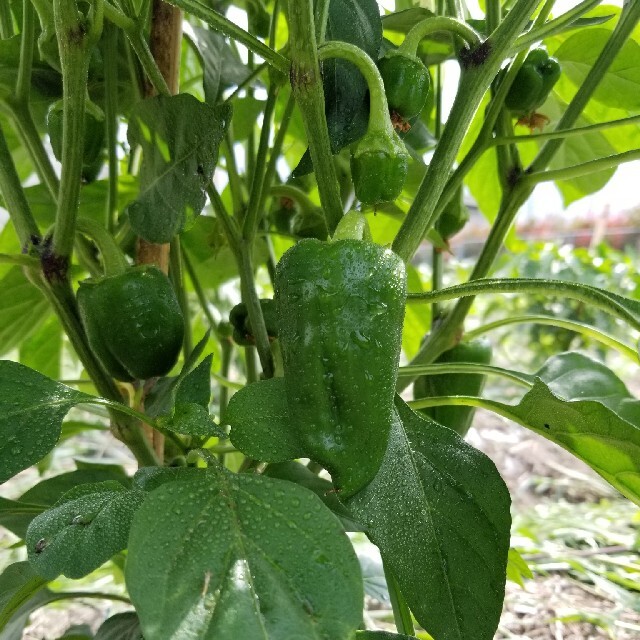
505,48 -> 561,115
378,51 -> 431,122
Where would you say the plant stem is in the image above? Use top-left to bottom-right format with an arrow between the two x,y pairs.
0,0 -> 13,38
170,236 -> 193,359
103,22 -> 120,232
400,362 -> 533,387
163,0 -> 289,74
463,314 -> 639,363
526,148 -> 640,185
126,29 -> 172,96
75,217 -> 129,276
314,0 -> 330,42
16,0 -> 35,103
408,277 -> 640,332
51,0 -> 98,260
400,16 -> 482,57
392,0 -> 541,263
0,125 -> 40,247
287,0 -> 343,234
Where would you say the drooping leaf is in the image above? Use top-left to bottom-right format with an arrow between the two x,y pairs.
26,482 -> 146,579
344,397 -> 511,640
126,94 -> 232,243
479,352 -> 640,505
94,612 -> 142,640
0,361 -> 93,483
126,469 -> 364,640
226,377 -> 304,462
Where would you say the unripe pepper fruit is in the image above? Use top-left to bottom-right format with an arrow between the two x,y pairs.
377,52 -> 431,122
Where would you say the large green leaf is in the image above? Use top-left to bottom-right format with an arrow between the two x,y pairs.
0,467 -> 130,539
126,94 -> 232,243
26,482 -> 146,579
0,267 -> 49,357
345,398 -> 511,640
126,469 -> 364,640
553,29 -> 640,111
0,361 -> 93,483
94,612 -> 142,640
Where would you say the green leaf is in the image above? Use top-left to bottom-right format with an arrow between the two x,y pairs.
26,482 -> 146,579
0,361 -> 92,483
94,612 -> 142,640
226,377 -> 305,462
56,624 -> 93,640
481,352 -> 640,505
0,562 -> 49,636
0,267 -> 49,357
506,549 -> 532,588
126,470 -> 364,639
126,94 -> 232,243
381,8 -> 434,32
0,467 -> 130,539
232,97 -> 266,140
19,316 -> 62,380
553,29 -> 640,111
344,397 -> 511,640
263,461 -> 364,532
132,466 -> 203,492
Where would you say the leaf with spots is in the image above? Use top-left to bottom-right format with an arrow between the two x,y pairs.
0,361 -> 93,484
126,469 -> 364,640
126,94 -> 232,243
344,397 -> 511,640
26,482 -> 146,580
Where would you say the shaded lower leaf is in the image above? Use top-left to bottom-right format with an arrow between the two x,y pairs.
126,469 -> 363,639
345,397 -> 511,640
0,562 -> 48,635
94,612 -> 142,640
0,361 -> 92,484
26,483 -> 146,579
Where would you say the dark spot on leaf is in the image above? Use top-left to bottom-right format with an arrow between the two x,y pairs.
544,423 -> 551,429
35,538 -> 47,554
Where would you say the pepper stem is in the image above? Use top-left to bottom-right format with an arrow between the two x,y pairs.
318,41 -> 394,138
269,184 -> 318,216
75,218 -> 128,277
400,16 -> 482,58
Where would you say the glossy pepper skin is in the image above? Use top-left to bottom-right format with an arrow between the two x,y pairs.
77,266 -> 185,381
351,130 -> 409,205
505,48 -> 561,115
378,52 -> 431,121
276,239 -> 406,497
229,299 -> 278,346
435,185 -> 470,241
413,338 -> 492,437
47,102 -> 105,183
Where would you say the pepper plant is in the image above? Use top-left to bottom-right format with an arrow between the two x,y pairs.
0,0 -> 639,638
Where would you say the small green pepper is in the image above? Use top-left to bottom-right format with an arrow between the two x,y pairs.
229,299 -> 278,347
351,131 -> 409,205
77,266 -> 185,381
377,52 -> 431,122
505,48 -> 561,115
47,101 -> 105,183
413,338 -> 492,437
435,185 -> 469,241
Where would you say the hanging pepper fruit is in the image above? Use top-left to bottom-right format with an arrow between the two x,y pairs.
74,219 -> 184,382
270,185 -> 329,240
318,41 -> 409,205
47,100 -> 106,183
505,47 -> 561,116
413,337 -> 492,437
276,238 -> 406,497
377,51 -> 431,123
229,299 -> 278,347
435,184 -> 470,241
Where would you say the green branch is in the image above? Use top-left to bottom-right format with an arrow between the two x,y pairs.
400,362 -> 534,387
400,16 -> 482,56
